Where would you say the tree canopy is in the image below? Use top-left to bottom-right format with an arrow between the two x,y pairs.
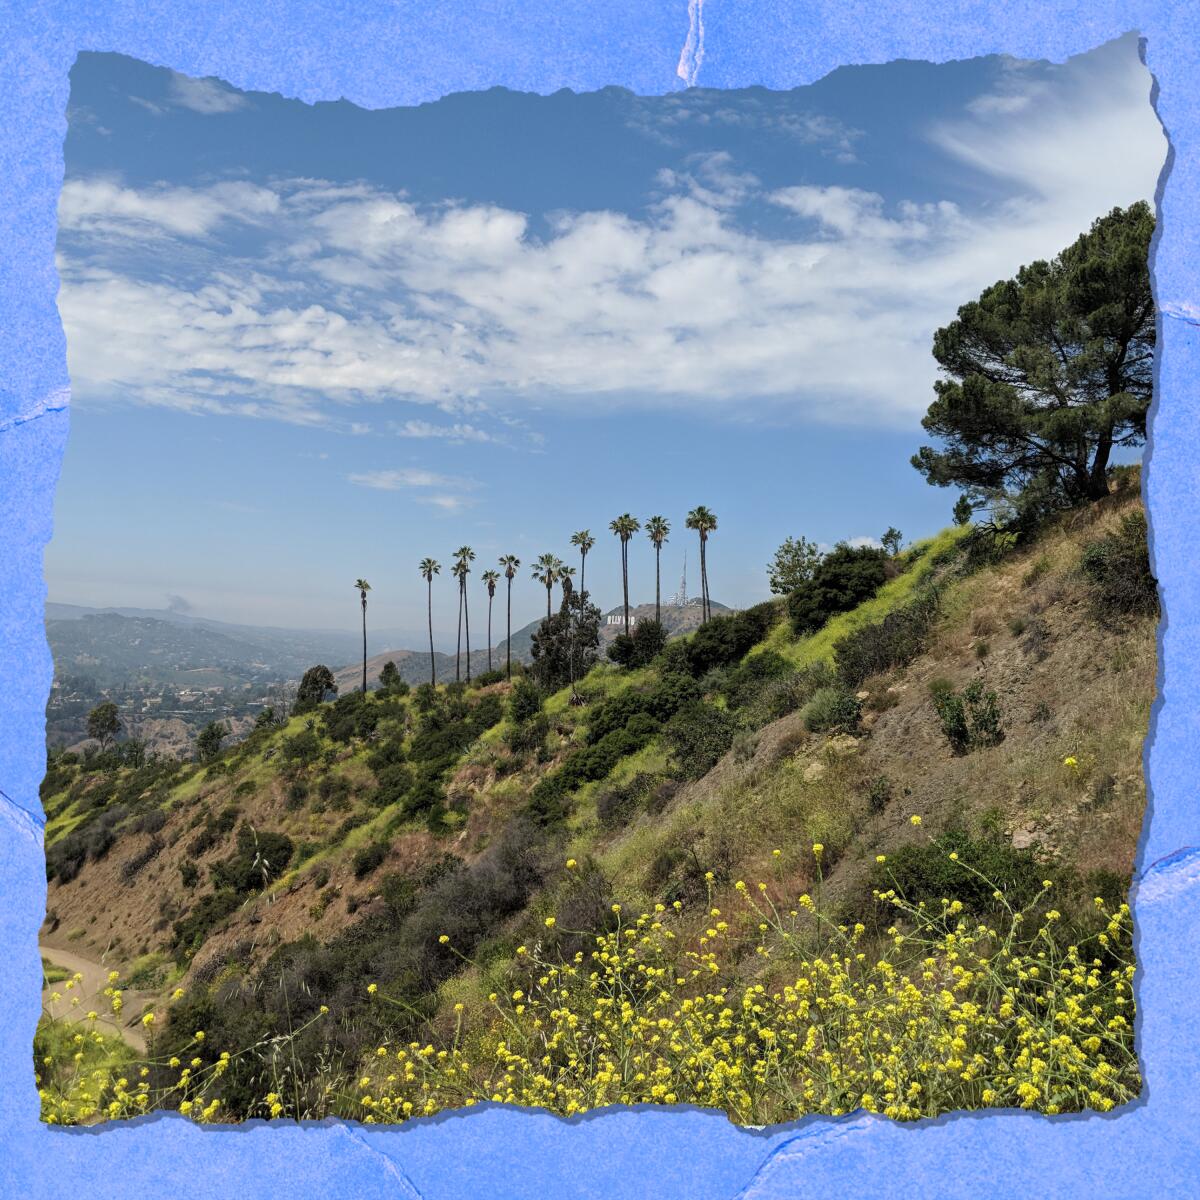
767,536 -> 823,595
294,664 -> 337,714
86,701 -> 121,749
912,201 -> 1154,515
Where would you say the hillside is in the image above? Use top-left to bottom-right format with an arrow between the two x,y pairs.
38,479 -> 1153,1123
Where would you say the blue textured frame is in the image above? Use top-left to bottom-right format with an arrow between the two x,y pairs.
2,4 -> 1198,1196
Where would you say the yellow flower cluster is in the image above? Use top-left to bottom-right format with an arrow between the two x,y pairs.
355,886 -> 1137,1125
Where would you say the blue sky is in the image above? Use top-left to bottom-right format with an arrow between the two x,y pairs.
48,37 -> 1165,647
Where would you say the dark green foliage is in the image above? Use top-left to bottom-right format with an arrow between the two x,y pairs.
196,721 -> 228,763
171,889 -> 241,958
185,803 -> 240,857
788,544 -> 889,636
508,678 -> 543,725
322,692 -> 380,744
676,603 -> 779,677
118,836 -> 163,884
871,829 -> 1048,916
953,495 -> 974,526
506,713 -> 549,756
834,584 -> 943,687
662,702 -> 735,780
608,619 -> 668,669
529,591 -> 602,692
180,861 -> 199,889
719,650 -> 792,710
740,661 -> 839,729
294,665 -> 337,715
585,674 -> 700,746
931,679 -> 1004,754
595,774 -> 658,830
801,687 -> 861,734
528,726 -> 653,825
867,774 -> 892,814
913,202 -> 1154,511
881,527 -> 903,557
1080,510 -> 1158,623
472,669 -> 505,688
352,841 -> 390,879
86,701 -> 121,749
209,823 -> 294,894
281,729 -> 323,766
378,661 -> 403,693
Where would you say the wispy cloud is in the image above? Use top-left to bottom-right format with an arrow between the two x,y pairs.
130,72 -> 249,117
57,39 -> 1163,434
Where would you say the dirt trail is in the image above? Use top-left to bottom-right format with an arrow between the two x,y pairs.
39,943 -> 149,1053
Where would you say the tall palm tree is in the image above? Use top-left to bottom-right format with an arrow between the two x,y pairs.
645,516 -> 670,624
452,545 -> 475,682
685,506 -> 718,623
532,553 -> 561,620
570,530 -> 595,598
499,554 -> 521,680
353,579 -> 371,694
609,514 -> 641,636
419,559 -> 440,686
481,569 -> 500,673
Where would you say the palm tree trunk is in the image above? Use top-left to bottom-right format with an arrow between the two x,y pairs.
546,583 -> 552,620
427,580 -> 436,687
622,541 -> 630,636
654,544 -> 661,624
464,584 -> 472,682
580,551 -> 586,600
506,577 -> 513,680
361,599 -> 368,694
700,536 -> 709,623
487,595 -> 493,673
456,584 -> 463,682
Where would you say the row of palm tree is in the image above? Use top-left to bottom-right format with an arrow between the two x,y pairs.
353,506 -> 718,692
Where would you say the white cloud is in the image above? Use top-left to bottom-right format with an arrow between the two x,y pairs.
58,39 -> 1164,433
59,177 -> 278,239
348,468 -> 473,490
168,73 -> 248,115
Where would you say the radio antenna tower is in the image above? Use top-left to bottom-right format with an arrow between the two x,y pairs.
673,550 -> 688,607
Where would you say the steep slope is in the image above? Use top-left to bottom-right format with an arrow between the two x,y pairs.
38,479 -> 1153,1121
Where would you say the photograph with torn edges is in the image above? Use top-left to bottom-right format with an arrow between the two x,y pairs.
38,35 -> 1161,1124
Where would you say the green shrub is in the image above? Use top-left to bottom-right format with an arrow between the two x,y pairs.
209,823 -> 294,894
179,861 -> 199,889
352,841 -> 390,879
871,829 -> 1047,916
931,679 -> 1004,754
608,620 -> 668,669
801,687 -> 861,734
1080,510 -> 1158,622
281,730 -> 323,766
834,585 -> 941,687
508,679 -> 543,724
662,702 -> 735,780
788,545 -> 888,636
507,714 -> 549,755
867,774 -> 892,814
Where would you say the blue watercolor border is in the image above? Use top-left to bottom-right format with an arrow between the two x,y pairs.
3,3 -> 1199,1196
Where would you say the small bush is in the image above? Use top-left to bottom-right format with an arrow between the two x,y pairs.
801,687 -> 861,734
119,837 -> 164,885
507,714 -> 549,756
281,730 -> 323,766
931,679 -> 1004,754
352,841 -> 390,879
867,774 -> 892,814
608,620 -> 668,669
662,702 -> 735,780
1080,510 -> 1158,623
180,861 -> 199,889
788,545 -> 888,636
834,585 -> 941,687
508,679 -> 543,725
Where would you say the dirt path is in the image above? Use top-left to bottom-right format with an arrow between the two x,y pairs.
39,943 -> 150,1054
